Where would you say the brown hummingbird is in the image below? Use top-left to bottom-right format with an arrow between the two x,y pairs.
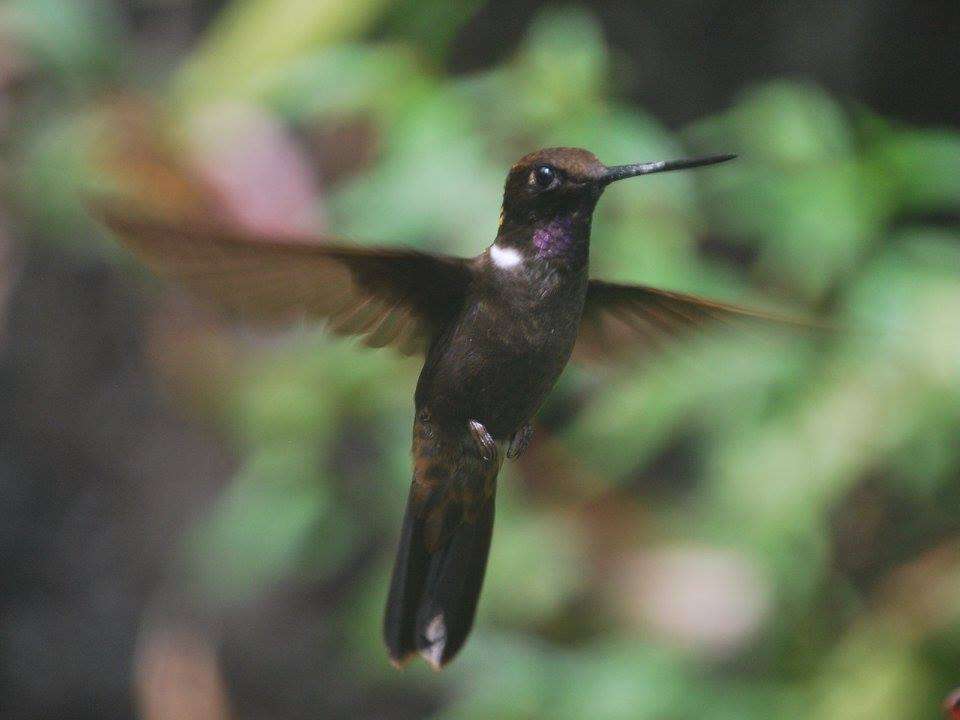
94,146 -> 805,670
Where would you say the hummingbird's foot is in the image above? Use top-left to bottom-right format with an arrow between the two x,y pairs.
468,419 -> 498,463
507,423 -> 534,459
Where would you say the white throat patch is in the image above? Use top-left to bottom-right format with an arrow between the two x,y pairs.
490,244 -> 522,269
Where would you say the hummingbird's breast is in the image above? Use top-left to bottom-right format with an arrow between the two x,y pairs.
415,252 -> 588,439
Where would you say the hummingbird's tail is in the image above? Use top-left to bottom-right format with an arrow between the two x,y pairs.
384,429 -> 499,670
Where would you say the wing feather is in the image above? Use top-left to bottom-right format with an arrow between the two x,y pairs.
575,280 -> 820,362
91,199 -> 471,355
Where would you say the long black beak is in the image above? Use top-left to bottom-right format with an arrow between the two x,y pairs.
601,153 -> 736,186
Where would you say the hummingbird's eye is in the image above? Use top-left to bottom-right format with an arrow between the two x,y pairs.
531,164 -> 558,189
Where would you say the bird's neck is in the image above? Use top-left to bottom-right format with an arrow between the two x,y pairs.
495,211 -> 592,271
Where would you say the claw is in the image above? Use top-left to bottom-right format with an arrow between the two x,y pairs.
468,419 -> 497,463
507,423 -> 533,459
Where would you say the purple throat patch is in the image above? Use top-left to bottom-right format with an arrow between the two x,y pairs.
532,217 -> 577,258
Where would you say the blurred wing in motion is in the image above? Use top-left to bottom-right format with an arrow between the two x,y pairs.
574,279 -> 819,362
92,200 -> 472,355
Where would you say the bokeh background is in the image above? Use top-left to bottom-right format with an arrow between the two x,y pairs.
2,1 -> 960,718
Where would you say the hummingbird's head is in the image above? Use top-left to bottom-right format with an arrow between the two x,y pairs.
498,147 -> 735,255
500,147 -> 608,229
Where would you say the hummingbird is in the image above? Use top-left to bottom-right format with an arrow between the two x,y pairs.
94,147 -> 802,670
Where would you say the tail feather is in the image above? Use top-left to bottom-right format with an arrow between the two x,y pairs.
384,475 -> 497,670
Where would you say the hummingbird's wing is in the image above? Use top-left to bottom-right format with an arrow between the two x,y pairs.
574,280 -> 818,362
91,200 -> 471,355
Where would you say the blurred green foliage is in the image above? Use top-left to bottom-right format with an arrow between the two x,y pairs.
4,1 -> 960,719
